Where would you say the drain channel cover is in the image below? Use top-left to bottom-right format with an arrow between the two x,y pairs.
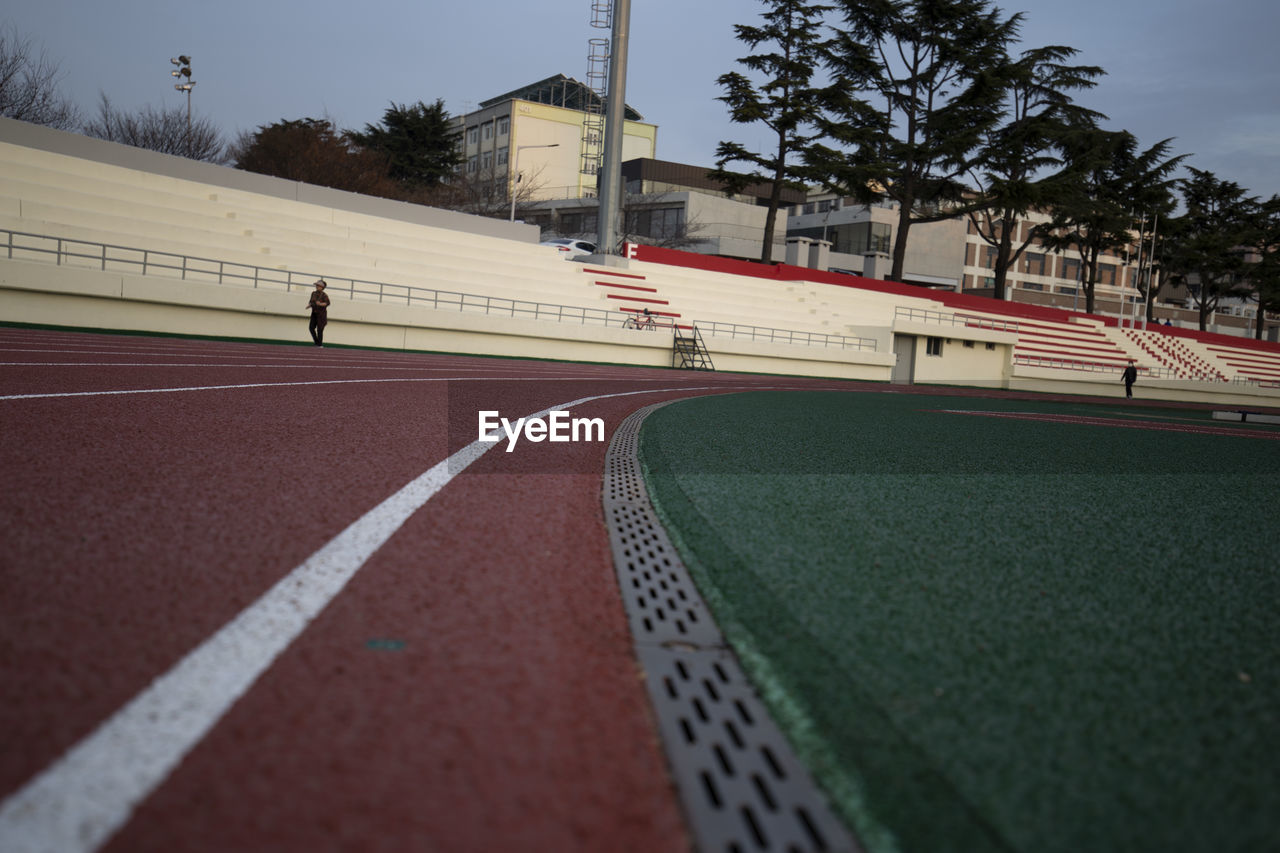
603,402 -> 862,853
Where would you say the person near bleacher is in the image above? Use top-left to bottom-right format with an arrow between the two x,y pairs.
307,279 -> 330,347
1122,360 -> 1138,398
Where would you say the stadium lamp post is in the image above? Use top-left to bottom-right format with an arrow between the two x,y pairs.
169,55 -> 195,157
509,143 -> 559,222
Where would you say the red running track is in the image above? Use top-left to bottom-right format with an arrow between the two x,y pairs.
0,328 -> 861,853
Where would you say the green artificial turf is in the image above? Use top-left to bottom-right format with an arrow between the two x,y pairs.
639,390 -> 1280,853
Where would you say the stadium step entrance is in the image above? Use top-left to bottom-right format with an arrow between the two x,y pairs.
672,325 -> 714,370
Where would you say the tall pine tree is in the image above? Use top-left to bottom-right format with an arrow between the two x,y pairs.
1163,168 -> 1258,331
812,0 -> 1021,282
712,0 -> 845,264
1043,130 -> 1184,315
966,45 -> 1105,300
1246,195 -> 1280,340
350,99 -> 463,190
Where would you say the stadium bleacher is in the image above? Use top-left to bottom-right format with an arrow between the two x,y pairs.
2,117 -> 1278,400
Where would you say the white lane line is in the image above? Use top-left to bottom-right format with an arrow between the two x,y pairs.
0,349 -> 559,369
0,362 -> 601,372
0,376 -> 683,401
0,352 -> 676,374
0,384 -> 721,853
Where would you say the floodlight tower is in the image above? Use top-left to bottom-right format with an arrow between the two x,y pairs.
595,0 -> 630,258
170,55 -> 195,156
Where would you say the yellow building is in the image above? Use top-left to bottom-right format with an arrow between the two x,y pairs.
452,74 -> 658,202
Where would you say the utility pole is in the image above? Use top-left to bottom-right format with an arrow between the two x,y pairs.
595,0 -> 631,258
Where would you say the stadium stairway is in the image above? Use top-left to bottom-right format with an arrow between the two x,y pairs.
1116,327 -> 1226,381
615,255 -> 935,342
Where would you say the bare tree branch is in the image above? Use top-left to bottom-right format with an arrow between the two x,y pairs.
83,92 -> 228,162
0,24 -> 80,130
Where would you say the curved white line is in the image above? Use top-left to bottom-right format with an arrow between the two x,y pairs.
0,385 -> 720,853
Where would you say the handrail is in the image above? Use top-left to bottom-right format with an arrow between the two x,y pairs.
1,227 -> 876,352
895,305 -> 1020,334
0,227 -> 635,330
696,319 -> 877,351
1014,354 -> 1183,380
1232,376 -> 1280,389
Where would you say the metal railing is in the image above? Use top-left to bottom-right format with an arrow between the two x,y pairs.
0,227 -> 632,328
895,305 -> 1020,334
697,319 -> 877,351
1232,376 -> 1280,389
1,227 -> 878,352
1014,354 -> 1180,380
1017,354 -> 1280,387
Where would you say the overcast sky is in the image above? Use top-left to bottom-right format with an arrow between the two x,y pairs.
6,0 -> 1278,198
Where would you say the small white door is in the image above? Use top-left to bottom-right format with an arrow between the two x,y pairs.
891,335 -> 916,384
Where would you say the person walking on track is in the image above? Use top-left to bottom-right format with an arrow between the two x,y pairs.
307,279 -> 330,347
1122,359 -> 1138,398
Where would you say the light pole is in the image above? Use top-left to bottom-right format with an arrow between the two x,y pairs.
509,143 -> 559,222
170,55 -> 195,157
596,0 -> 632,256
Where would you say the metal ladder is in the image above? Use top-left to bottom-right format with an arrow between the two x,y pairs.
581,2 -> 611,183
672,324 -> 715,371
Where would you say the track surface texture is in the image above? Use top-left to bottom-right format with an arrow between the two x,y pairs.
0,328 -> 873,853
4,328 -> 1275,852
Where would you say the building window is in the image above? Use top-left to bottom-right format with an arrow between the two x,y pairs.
481,151 -> 493,170
466,127 -> 478,145
497,147 -> 509,167
559,211 -> 598,235
983,246 -> 998,269
1024,251 -> 1046,276
963,340 -> 975,348
926,336 -> 943,356
497,117 -> 510,136
790,222 -> 890,255
867,223 -> 891,254
1062,257 -> 1081,282
1022,282 -> 1044,291
467,155 -> 477,174
626,206 -> 686,240
985,342 -> 996,351
1099,263 -> 1117,286
482,122 -> 493,140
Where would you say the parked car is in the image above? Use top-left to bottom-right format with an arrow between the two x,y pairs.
540,238 -> 596,259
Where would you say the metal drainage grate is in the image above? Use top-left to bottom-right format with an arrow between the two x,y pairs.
603,402 -> 862,853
